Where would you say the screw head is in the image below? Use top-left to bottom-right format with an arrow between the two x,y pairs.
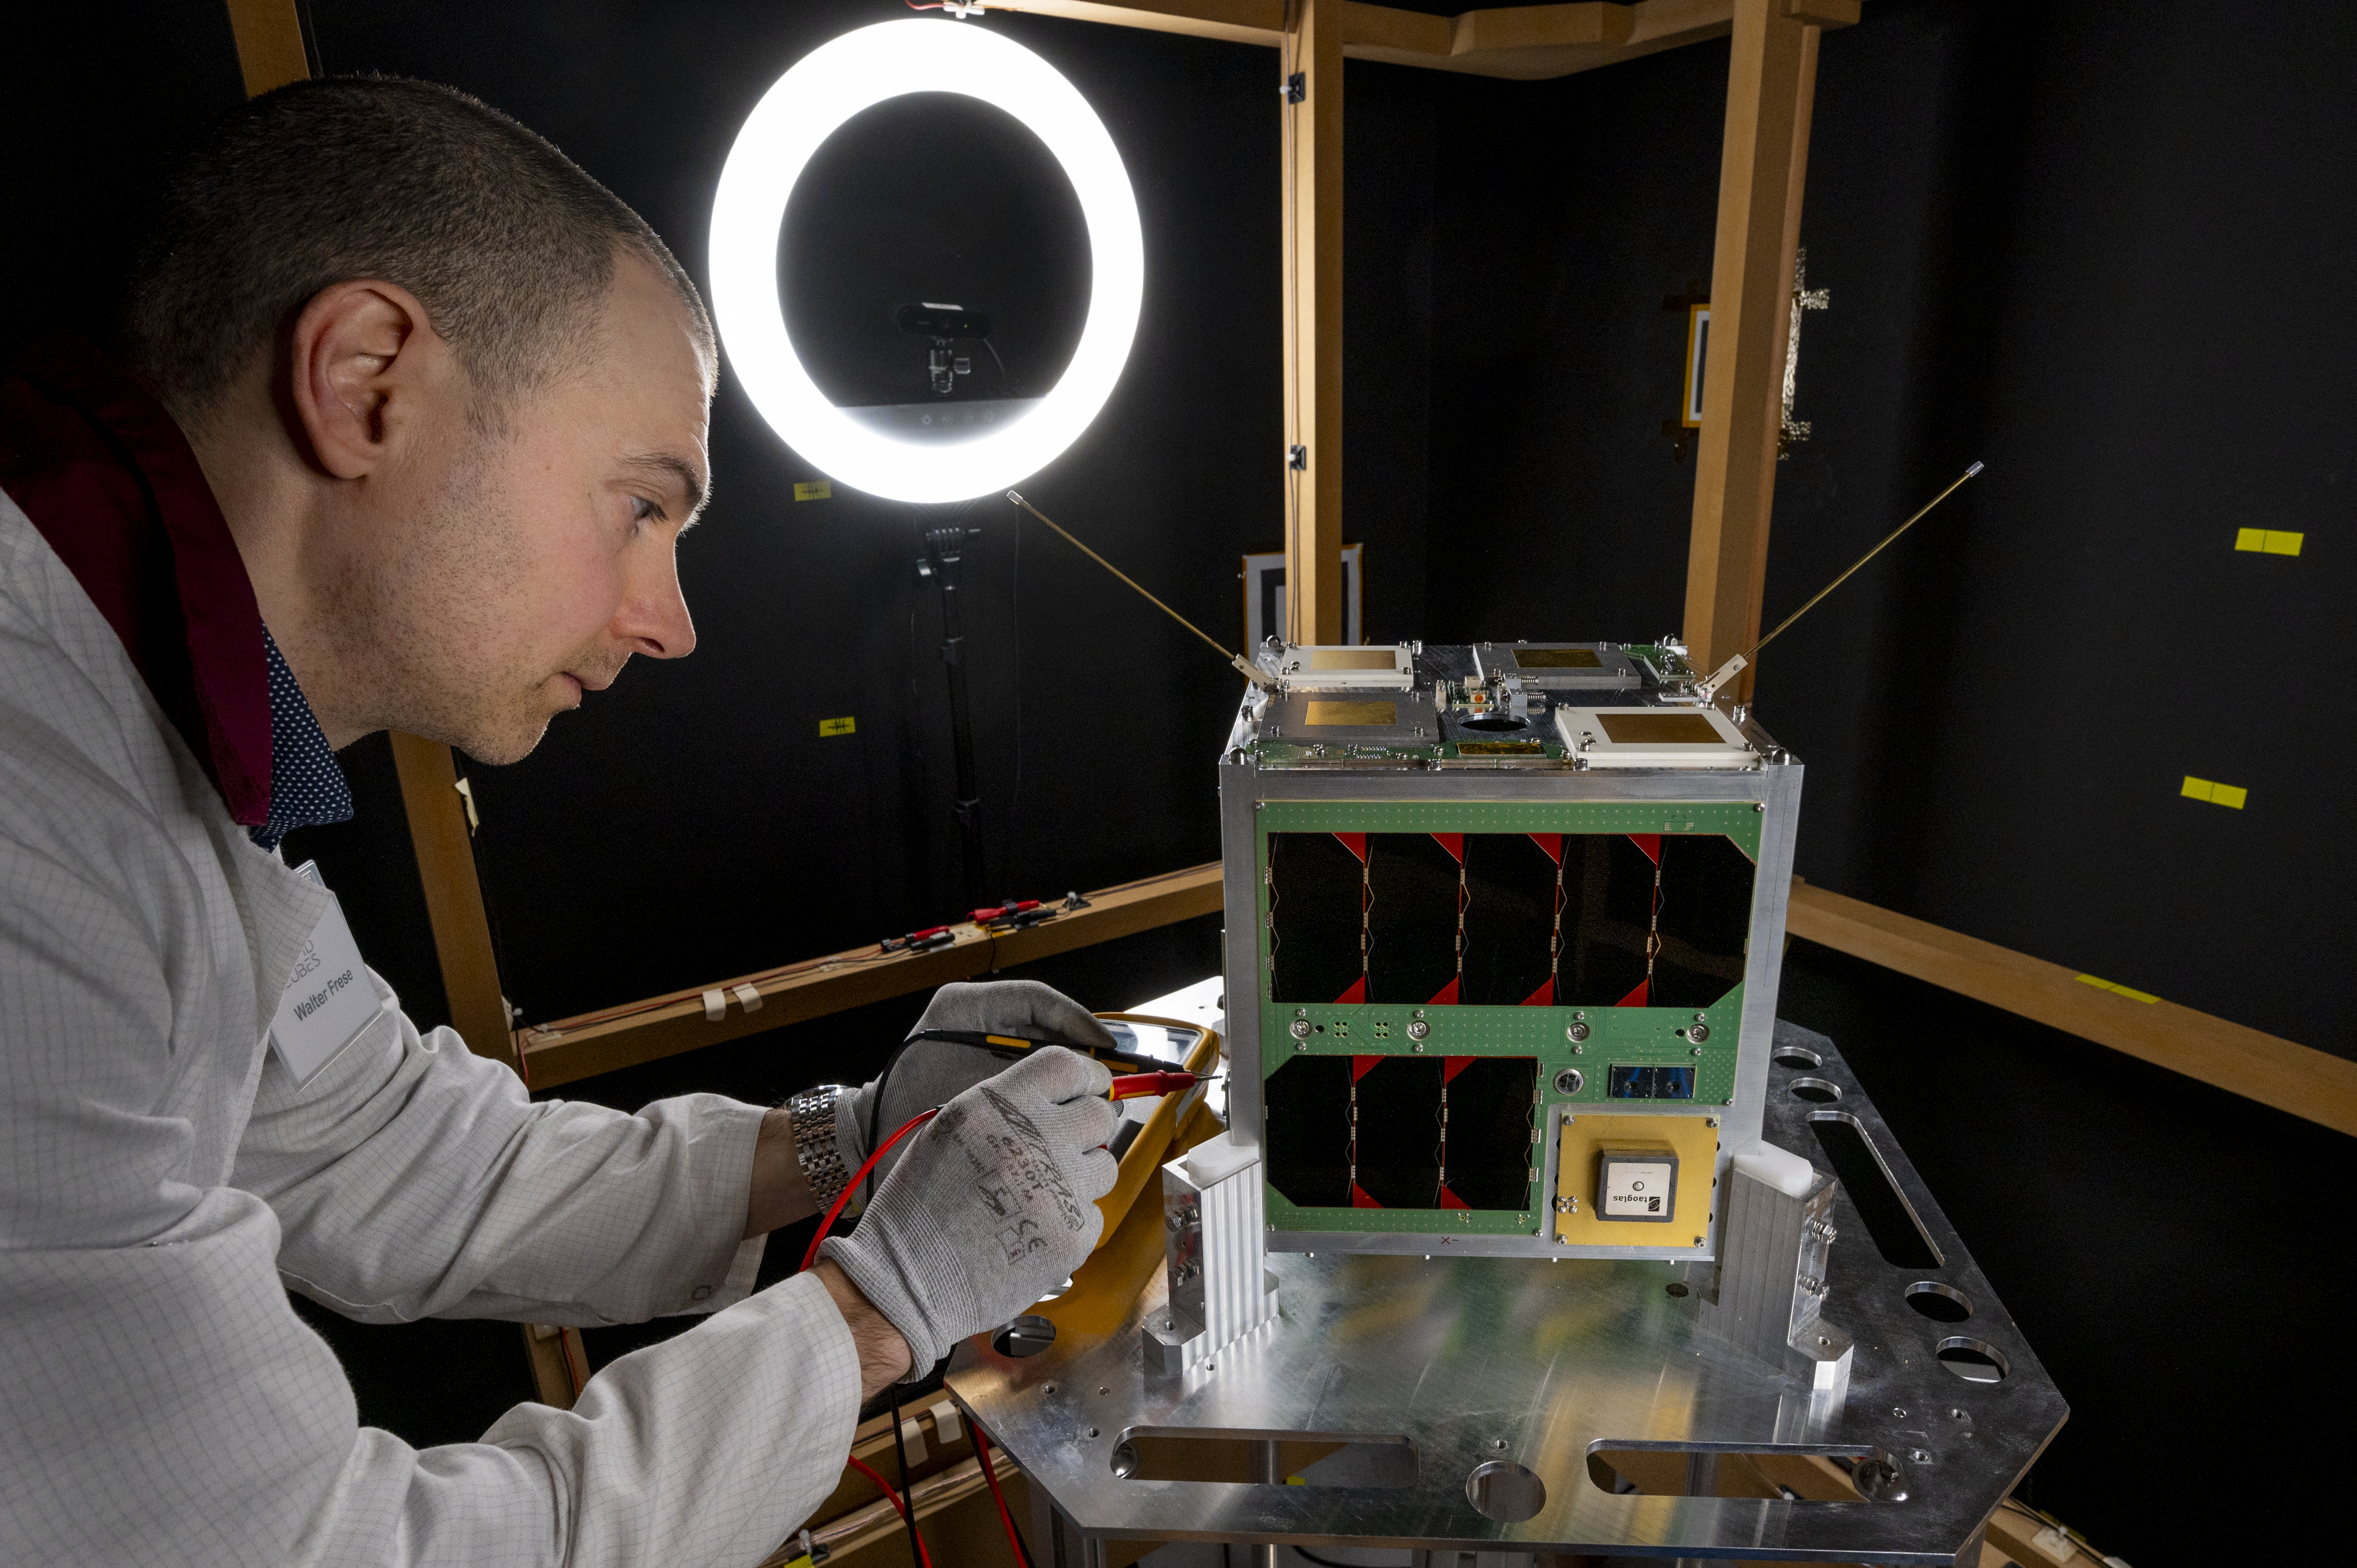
1491,1438 -> 1508,1451
1553,1067 -> 1585,1095
1691,1046 -> 1704,1056
1407,1019 -> 1430,1040
1891,1407 -> 1907,1418
1566,1021 -> 1590,1042
1908,1449 -> 1930,1463
1289,1018 -> 1312,1039
1688,1023 -> 1709,1044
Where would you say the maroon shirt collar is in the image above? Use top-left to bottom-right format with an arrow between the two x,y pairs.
0,331 -> 272,826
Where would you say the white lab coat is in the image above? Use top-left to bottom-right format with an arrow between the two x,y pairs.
0,490 -> 860,1566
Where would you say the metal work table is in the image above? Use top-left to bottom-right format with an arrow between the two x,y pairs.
950,1023 -> 2065,1566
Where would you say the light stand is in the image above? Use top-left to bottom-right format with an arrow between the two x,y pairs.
916,523 -> 988,909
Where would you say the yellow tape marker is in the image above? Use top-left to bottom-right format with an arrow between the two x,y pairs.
2075,974 -> 2160,1004
794,480 -> 833,502
2233,528 -> 2303,555
2180,775 -> 2247,809
818,715 -> 856,738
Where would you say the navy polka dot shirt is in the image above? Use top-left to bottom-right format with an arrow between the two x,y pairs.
248,628 -> 354,852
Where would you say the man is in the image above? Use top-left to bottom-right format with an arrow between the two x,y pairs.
0,77 -> 1118,1565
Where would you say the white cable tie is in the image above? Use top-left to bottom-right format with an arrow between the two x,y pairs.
701,988 -> 726,1021
732,983 -> 764,1013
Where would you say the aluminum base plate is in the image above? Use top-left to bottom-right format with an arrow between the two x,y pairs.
950,1024 -> 2065,1565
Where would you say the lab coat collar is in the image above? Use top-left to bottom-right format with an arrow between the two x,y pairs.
0,329 -> 273,827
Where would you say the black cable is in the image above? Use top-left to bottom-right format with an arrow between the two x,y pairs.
1290,1549 -> 1378,1568
889,1399 -> 923,1568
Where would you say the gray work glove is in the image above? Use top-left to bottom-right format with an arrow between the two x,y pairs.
820,1045 -> 1118,1372
837,981 -> 1119,1186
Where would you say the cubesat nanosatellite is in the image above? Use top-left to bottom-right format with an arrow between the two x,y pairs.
1219,638 -> 1798,1262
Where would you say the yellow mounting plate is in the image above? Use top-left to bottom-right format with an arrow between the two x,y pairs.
1553,1112 -> 1721,1248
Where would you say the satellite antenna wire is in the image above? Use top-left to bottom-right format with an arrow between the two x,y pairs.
1696,460 -> 1985,699
1005,491 -> 1279,688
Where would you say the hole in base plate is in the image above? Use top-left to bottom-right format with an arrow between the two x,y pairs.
1936,1337 -> 2010,1384
1586,1443 -> 1901,1503
1467,1460 -> 1546,1522
1772,1045 -> 1823,1069
1788,1077 -> 1843,1103
1905,1282 -> 1973,1323
992,1315 -> 1057,1358
1108,1430 -> 1418,1487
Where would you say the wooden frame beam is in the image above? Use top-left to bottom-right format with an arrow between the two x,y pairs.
987,0 -> 1767,81
517,864 -> 1223,1089
385,733 -> 519,1071
1681,0 -> 1839,686
1283,0 -> 1347,645
1788,879 -> 2357,1138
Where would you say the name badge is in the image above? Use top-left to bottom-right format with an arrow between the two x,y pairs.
269,861 -> 377,1084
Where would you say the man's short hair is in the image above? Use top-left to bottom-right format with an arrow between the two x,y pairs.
120,75 -> 712,431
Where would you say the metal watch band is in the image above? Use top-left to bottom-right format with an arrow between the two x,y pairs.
787,1085 -> 853,1206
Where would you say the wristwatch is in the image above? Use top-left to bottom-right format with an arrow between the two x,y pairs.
787,1085 -> 854,1206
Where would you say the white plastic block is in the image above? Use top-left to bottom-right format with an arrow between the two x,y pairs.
1733,1141 -> 1818,1199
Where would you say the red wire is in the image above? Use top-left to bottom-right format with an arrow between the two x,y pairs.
970,1424 -> 1035,1568
844,1453 -> 935,1568
801,1108 -> 940,1274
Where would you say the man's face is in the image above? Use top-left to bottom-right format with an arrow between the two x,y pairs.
329,252 -> 712,764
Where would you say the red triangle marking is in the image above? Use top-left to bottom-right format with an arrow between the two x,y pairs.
1520,976 -> 1555,1008
1428,976 -> 1461,1006
1431,832 -> 1465,863
1442,1055 -> 1475,1084
1438,1185 -> 1472,1210
1527,832 -> 1563,864
1628,832 -> 1662,864
1615,978 -> 1650,1008
1351,1183 -> 1384,1209
1333,831 -> 1368,862
1352,1055 -> 1384,1083
1336,975 -> 1368,1005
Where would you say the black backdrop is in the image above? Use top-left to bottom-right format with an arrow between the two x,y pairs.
6,2 -> 2353,1561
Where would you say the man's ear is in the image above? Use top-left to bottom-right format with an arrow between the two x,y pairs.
287,280 -> 450,480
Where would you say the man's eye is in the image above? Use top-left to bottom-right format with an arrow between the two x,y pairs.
630,496 -> 663,527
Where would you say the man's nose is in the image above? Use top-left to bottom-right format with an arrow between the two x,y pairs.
615,540 -> 696,660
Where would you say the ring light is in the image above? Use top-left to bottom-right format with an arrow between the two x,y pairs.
709,20 -> 1143,504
